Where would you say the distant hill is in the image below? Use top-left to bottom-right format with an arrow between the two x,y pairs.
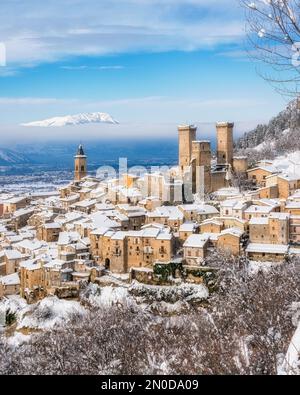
235,100 -> 300,160
0,139 -> 179,173
0,148 -> 31,166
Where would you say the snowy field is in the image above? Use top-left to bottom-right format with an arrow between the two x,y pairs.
0,171 -> 73,194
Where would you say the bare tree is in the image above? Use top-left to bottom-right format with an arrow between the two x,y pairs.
1,256 -> 300,375
241,0 -> 300,96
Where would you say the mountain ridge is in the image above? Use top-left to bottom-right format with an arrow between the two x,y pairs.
21,112 -> 119,127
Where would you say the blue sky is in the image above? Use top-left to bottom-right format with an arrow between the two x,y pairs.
0,0 -> 288,143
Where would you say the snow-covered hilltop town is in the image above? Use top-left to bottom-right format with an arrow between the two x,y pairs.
1,119 -> 300,375
0,121 -> 300,300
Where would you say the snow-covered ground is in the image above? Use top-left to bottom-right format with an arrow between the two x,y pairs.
272,151 -> 300,175
278,302 -> 300,375
0,280 -> 210,346
18,297 -> 86,330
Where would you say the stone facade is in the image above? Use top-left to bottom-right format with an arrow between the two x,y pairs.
216,122 -> 234,166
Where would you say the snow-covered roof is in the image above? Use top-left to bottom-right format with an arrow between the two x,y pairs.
179,222 -> 198,232
200,218 -> 223,226
245,205 -> 274,214
73,199 -> 97,208
286,202 -> 300,209
0,272 -> 20,286
43,259 -> 67,269
16,239 -> 45,251
179,204 -> 219,215
4,196 -> 27,204
289,248 -> 300,255
147,206 -> 184,220
111,231 -> 127,241
246,243 -> 289,254
220,227 -> 244,237
60,194 -> 80,202
90,227 -> 111,236
58,231 -> 81,245
269,212 -> 290,220
89,212 -> 120,229
247,165 -> 278,174
4,249 -> 23,260
13,207 -> 35,218
20,259 -> 41,271
43,222 -> 61,229
183,234 -> 210,248
249,217 -> 269,225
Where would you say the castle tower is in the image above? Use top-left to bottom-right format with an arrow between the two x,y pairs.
216,122 -> 234,166
74,144 -> 87,182
178,125 -> 197,171
191,141 -> 212,194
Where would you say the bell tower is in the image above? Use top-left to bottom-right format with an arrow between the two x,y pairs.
74,144 -> 87,181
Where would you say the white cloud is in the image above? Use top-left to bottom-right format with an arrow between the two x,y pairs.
0,97 -> 78,105
60,65 -> 124,70
0,0 -> 244,68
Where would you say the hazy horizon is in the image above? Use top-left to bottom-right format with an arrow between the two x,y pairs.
1,118 -> 268,147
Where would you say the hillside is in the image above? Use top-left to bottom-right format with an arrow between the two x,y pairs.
0,148 -> 31,166
235,100 -> 300,160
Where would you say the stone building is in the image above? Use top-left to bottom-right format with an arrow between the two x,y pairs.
90,225 -> 174,273
217,228 -> 244,256
183,234 -> 210,265
2,197 -> 31,216
37,222 -> 61,242
246,243 -> 289,262
248,165 -> 278,188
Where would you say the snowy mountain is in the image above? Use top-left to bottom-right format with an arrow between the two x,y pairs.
235,100 -> 300,161
21,112 -> 119,127
0,148 -> 31,166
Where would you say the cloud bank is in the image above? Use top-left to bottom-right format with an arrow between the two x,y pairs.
0,0 -> 244,68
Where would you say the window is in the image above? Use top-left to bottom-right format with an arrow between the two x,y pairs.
81,165 -> 85,172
